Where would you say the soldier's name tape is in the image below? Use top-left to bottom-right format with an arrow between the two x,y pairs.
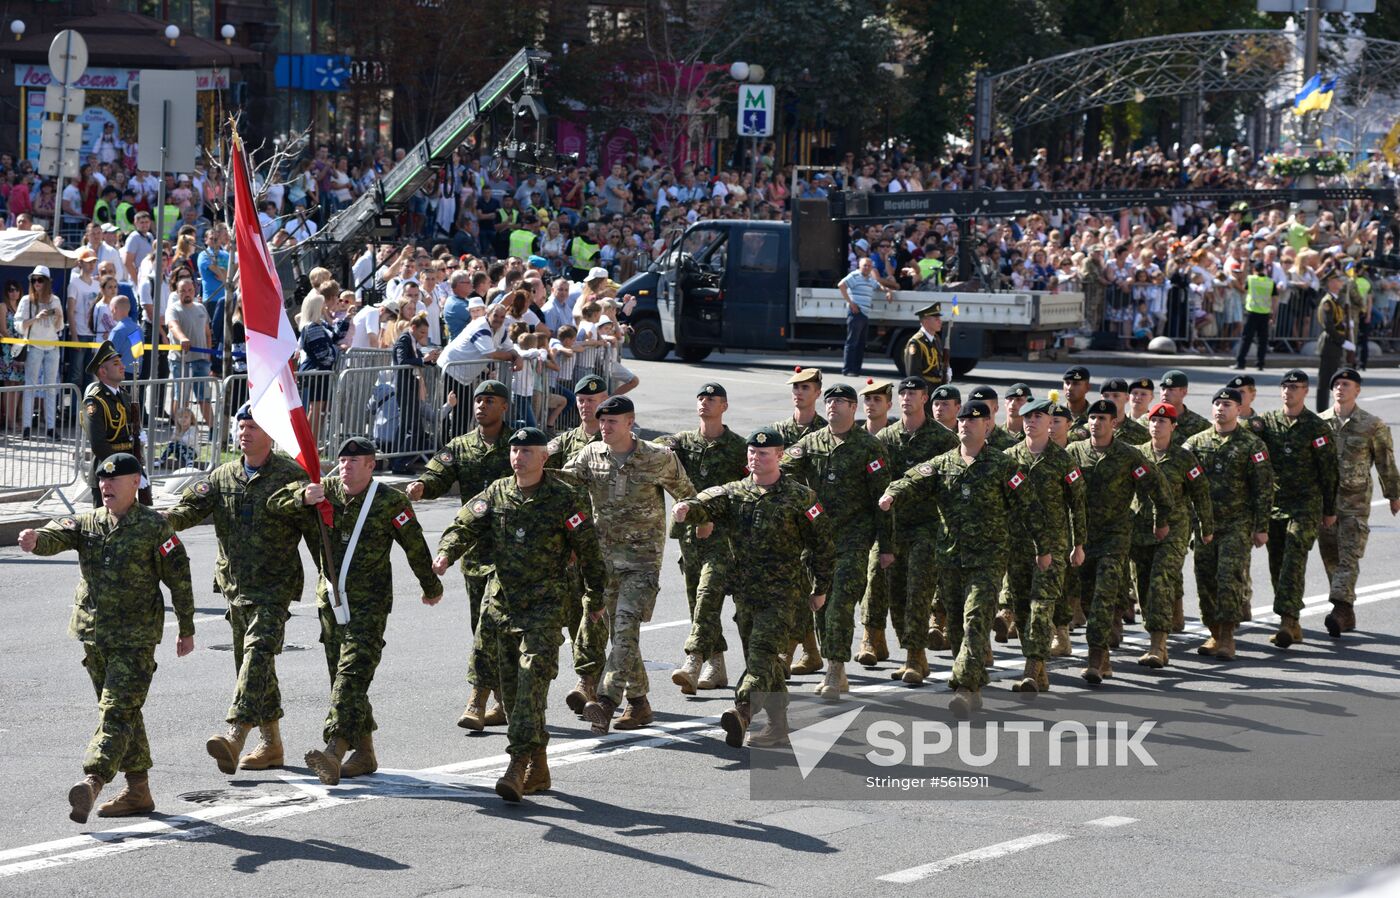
1,337 -> 217,355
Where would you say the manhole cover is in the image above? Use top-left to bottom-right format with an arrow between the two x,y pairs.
177,788 -> 314,807
207,643 -> 313,652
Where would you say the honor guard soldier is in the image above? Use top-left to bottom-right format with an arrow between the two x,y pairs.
82,340 -> 150,507
903,302 -> 947,385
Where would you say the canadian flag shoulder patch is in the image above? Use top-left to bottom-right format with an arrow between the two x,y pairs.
392,508 -> 415,529
1187,465 -> 1203,480
867,458 -> 884,474
566,511 -> 588,530
1312,435 -> 1329,448
159,535 -> 182,556
806,503 -> 824,520
1251,450 -> 1268,464
1065,468 -> 1081,485
1007,471 -> 1025,490
1131,465 -> 1149,480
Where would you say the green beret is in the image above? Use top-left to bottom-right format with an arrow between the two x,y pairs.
474,379 -> 510,400
931,384 -> 961,402
1050,403 -> 1073,421
574,374 -> 608,395
1160,369 -> 1189,388
1020,399 -> 1053,417
1003,383 -> 1032,400
337,436 -> 377,457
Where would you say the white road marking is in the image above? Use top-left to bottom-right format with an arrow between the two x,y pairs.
877,832 -> 1071,883
1085,816 -> 1138,827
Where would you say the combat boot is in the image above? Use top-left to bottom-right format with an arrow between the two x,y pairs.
1138,632 -> 1169,669
790,632 -> 824,675
1050,625 -> 1073,657
871,627 -> 890,662
495,753 -> 529,803
927,606 -> 949,651
340,733 -> 378,779
565,675 -> 597,715
483,690 -> 507,726
67,773 -> 105,824
750,702 -> 791,748
1109,614 -> 1124,648
1172,596 -> 1186,632
1240,599 -> 1253,622
583,696 -> 618,735
1035,660 -> 1050,693
206,721 -> 253,775
993,609 -> 1016,643
1341,604 -> 1356,632
982,643 -> 995,667
522,747 -> 551,795
671,652 -> 703,695
1081,648 -> 1104,685
836,662 -> 850,694
304,737 -> 349,786
855,628 -> 880,666
1012,658 -> 1039,694
456,687 -> 490,731
1270,615 -> 1301,649
697,653 -> 728,689
615,696 -> 654,730
1070,596 -> 1087,629
97,772 -> 155,817
1122,605 -> 1137,625
901,647 -> 928,685
1099,648 -> 1114,679
1214,623 -> 1237,661
780,638 -> 799,676
949,688 -> 982,719
240,720 -> 284,770
1196,622 -> 1220,656
720,701 -> 752,748
815,665 -> 841,700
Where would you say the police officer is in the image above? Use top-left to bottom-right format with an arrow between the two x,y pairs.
656,383 -> 747,695
434,427 -> 607,802
18,453 -> 195,823
1184,388 -> 1273,661
163,405 -> 311,774
268,437 -> 443,785
407,380 -> 512,730
903,302 -> 947,384
1235,259 -> 1277,371
82,341 -> 150,507
1256,370 -> 1338,647
673,427 -> 834,747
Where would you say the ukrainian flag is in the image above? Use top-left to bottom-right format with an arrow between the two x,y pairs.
1293,75 -> 1336,116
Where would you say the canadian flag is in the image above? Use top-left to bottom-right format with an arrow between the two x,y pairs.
1008,471 -> 1025,490
1313,435 -> 1329,448
566,511 -> 588,530
392,509 -> 414,529
159,535 -> 181,556
231,135 -> 329,525
867,459 -> 884,473
1252,450 -> 1268,464
1187,465 -> 1203,480
806,503 -> 824,520
1065,468 -> 1081,485
1132,465 -> 1148,480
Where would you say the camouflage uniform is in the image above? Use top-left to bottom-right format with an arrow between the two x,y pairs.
682,475 -> 834,708
1183,427 -> 1274,626
873,420 -> 958,648
656,427 -> 747,656
769,413 -> 828,645
31,505 -> 194,782
267,477 -> 441,744
985,426 -> 1018,452
885,447 -> 1047,690
1066,438 -> 1171,649
546,426 -> 608,677
1255,409 -> 1338,617
564,440 -> 695,704
1002,441 -> 1086,660
781,427 -> 891,663
164,453 -> 311,725
1129,441 -> 1214,634
999,421 -> 1028,445
415,428 -> 511,675
1140,407 -> 1210,445
1318,405 -> 1400,605
437,473 -> 607,755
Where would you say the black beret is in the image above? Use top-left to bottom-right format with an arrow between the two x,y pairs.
95,452 -> 141,477
747,427 -> 783,447
1330,367 -> 1362,387
474,379 -> 510,400
337,436 -> 378,457
1062,365 -> 1091,382
957,400 -> 992,419
1086,398 -> 1118,417
697,382 -> 727,399
931,384 -> 962,402
1280,368 -> 1309,386
574,374 -> 608,395
508,426 -> 549,446
1130,377 -> 1155,392
968,385 -> 998,402
1212,387 -> 1244,404
1003,383 -> 1032,400
823,384 -> 858,402
1225,374 -> 1255,390
1050,403 -> 1074,421
898,375 -> 930,393
595,396 -> 635,417
1099,377 -> 1130,394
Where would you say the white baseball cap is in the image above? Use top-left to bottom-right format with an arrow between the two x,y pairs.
29,265 -> 51,280
586,266 -> 609,282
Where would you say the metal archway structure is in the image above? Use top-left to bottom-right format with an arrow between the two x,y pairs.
978,28 -> 1400,134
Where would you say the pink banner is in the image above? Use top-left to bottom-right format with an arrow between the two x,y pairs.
555,118 -> 587,164
602,127 -> 637,172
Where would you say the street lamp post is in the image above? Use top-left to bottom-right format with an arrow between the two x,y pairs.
730,62 -> 765,217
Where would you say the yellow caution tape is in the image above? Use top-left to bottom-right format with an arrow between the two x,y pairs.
2,336 -> 186,352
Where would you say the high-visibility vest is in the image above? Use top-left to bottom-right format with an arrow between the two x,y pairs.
116,202 -> 137,233
571,238 -> 598,270
93,199 -> 118,227
509,228 -> 536,260
917,257 -> 944,285
498,206 -> 519,227
1245,274 -> 1273,315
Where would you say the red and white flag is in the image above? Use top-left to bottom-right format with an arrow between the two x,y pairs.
230,135 -> 329,524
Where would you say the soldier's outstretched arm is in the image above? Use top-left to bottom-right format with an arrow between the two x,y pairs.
156,523 -> 196,651
882,463 -> 934,512
436,492 -> 492,572
22,518 -> 82,555
411,449 -> 459,502
163,477 -> 219,531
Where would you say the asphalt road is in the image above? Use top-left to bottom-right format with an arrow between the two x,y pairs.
2,350 -> 1400,897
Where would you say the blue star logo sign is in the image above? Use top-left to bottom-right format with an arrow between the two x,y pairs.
312,55 -> 350,91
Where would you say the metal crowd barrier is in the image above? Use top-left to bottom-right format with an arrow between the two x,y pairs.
340,348 -> 394,370
124,374 -> 225,484
0,383 -> 85,507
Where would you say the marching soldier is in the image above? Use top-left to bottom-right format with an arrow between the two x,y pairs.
781,384 -> 891,699
1127,377 -> 1155,420
656,383 -> 747,696
860,378 -> 895,435
1130,403 -> 1214,668
1150,369 -> 1211,441
267,437 -> 443,785
1319,368 -> 1400,636
1047,400 -> 1082,650
673,427 -> 834,748
545,374 -> 611,714
880,401 -> 1048,717
968,385 -> 1017,450
1228,374 -> 1263,431
1090,377 -> 1150,629
1061,366 -> 1092,424
855,378 -> 895,664
433,427 -> 607,802
569,397 -> 696,734
1315,273 -> 1351,412
925,383 -> 963,649
163,405 -> 311,775
1256,370 -> 1338,648
1184,388 -> 1273,661
902,302 -> 947,385
999,383 -> 1033,444
1066,399 -> 1171,682
82,340 -> 151,507
772,367 -> 829,675
406,380 -> 512,730
1001,399 -> 1086,693
868,376 -> 958,680
18,453 -> 195,823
